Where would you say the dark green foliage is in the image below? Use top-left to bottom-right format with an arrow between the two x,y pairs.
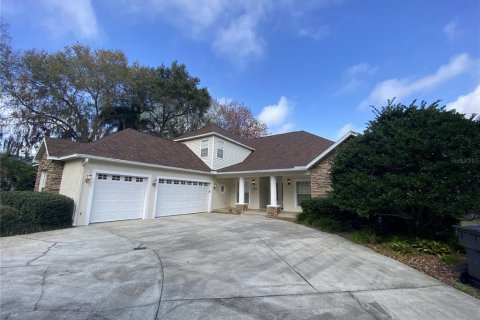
385,237 -> 453,257
0,153 -> 36,191
332,100 -> 480,236
0,191 -> 74,236
298,197 -> 359,232
348,228 -> 380,244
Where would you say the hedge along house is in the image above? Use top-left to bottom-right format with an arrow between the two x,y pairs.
33,124 -> 356,226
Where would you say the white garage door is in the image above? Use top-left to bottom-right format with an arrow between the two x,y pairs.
89,173 -> 148,223
155,178 -> 209,217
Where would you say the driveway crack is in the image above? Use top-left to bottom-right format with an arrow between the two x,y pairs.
33,266 -> 49,311
258,237 -> 319,294
348,292 -> 392,320
151,248 -> 164,320
27,242 -> 58,266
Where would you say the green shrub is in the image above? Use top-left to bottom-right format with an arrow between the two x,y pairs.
0,191 -> 74,236
309,216 -> 345,233
386,238 -> 414,255
412,239 -> 452,256
349,229 -> 380,244
298,196 -> 359,232
440,253 -> 460,265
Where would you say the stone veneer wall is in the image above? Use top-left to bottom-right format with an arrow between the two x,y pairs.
309,152 -> 334,198
34,153 -> 65,194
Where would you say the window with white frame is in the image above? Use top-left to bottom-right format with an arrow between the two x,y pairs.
201,139 -> 208,157
296,181 -> 311,206
39,171 -> 48,191
217,140 -> 224,159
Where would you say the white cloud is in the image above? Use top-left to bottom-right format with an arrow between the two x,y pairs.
336,63 -> 377,95
443,20 -> 458,41
345,63 -> 377,77
40,0 -> 100,40
258,96 -> 295,134
119,0 -> 342,66
447,85 -> 480,118
360,53 -> 476,108
213,10 -> 265,65
299,25 -> 330,41
335,123 -> 361,140
3,0 -> 100,40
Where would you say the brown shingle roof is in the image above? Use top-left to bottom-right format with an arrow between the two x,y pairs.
43,128 -> 336,173
46,129 -> 211,172
45,137 -> 84,157
175,124 -> 254,148
218,131 -> 334,172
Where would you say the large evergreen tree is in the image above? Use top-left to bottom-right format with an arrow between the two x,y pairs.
331,100 -> 480,235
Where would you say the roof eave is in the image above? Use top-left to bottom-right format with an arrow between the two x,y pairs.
57,153 -> 211,175
214,166 -> 308,176
305,131 -> 358,169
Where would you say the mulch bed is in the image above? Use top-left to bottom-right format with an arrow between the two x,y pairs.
364,243 -> 480,299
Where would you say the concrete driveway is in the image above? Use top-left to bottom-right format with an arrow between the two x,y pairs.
1,213 -> 479,320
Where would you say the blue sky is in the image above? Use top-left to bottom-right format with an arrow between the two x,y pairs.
3,0 -> 479,140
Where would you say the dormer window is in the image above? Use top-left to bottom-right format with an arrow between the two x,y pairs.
217,140 -> 224,159
201,139 -> 208,157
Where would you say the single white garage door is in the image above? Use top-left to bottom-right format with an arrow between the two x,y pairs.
155,178 -> 209,217
90,173 -> 148,223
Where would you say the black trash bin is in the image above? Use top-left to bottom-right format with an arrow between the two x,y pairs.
454,225 -> 480,288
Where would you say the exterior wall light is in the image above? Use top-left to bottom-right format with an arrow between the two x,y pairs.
85,174 -> 92,182
214,183 -> 217,189
287,178 -> 291,185
251,179 -> 255,186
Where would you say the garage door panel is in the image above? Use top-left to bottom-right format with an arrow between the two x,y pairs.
89,174 -> 148,223
155,178 -> 209,217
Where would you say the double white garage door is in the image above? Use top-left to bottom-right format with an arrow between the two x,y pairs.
89,173 -> 209,223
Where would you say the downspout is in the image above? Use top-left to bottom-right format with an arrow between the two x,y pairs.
74,158 -> 89,226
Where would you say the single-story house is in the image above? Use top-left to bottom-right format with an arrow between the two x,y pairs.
33,124 -> 356,225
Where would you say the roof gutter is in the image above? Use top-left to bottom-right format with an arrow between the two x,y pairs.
54,153 -> 212,175
213,167 -> 308,176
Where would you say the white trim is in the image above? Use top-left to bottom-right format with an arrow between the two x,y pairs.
56,154 -> 211,175
85,169 -> 152,225
174,132 -> 255,151
305,131 -> 358,169
294,178 -> 311,208
215,167 -> 308,176
33,139 -> 48,163
235,179 -> 250,204
51,154 -> 310,176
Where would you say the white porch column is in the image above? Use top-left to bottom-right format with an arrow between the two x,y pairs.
269,176 -> 277,206
238,177 -> 245,204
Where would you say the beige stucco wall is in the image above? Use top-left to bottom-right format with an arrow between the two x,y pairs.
58,159 -> 83,213
211,178 -> 232,210
283,175 -> 310,212
69,159 -> 214,226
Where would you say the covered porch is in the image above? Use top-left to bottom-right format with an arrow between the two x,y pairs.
211,172 -> 312,216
